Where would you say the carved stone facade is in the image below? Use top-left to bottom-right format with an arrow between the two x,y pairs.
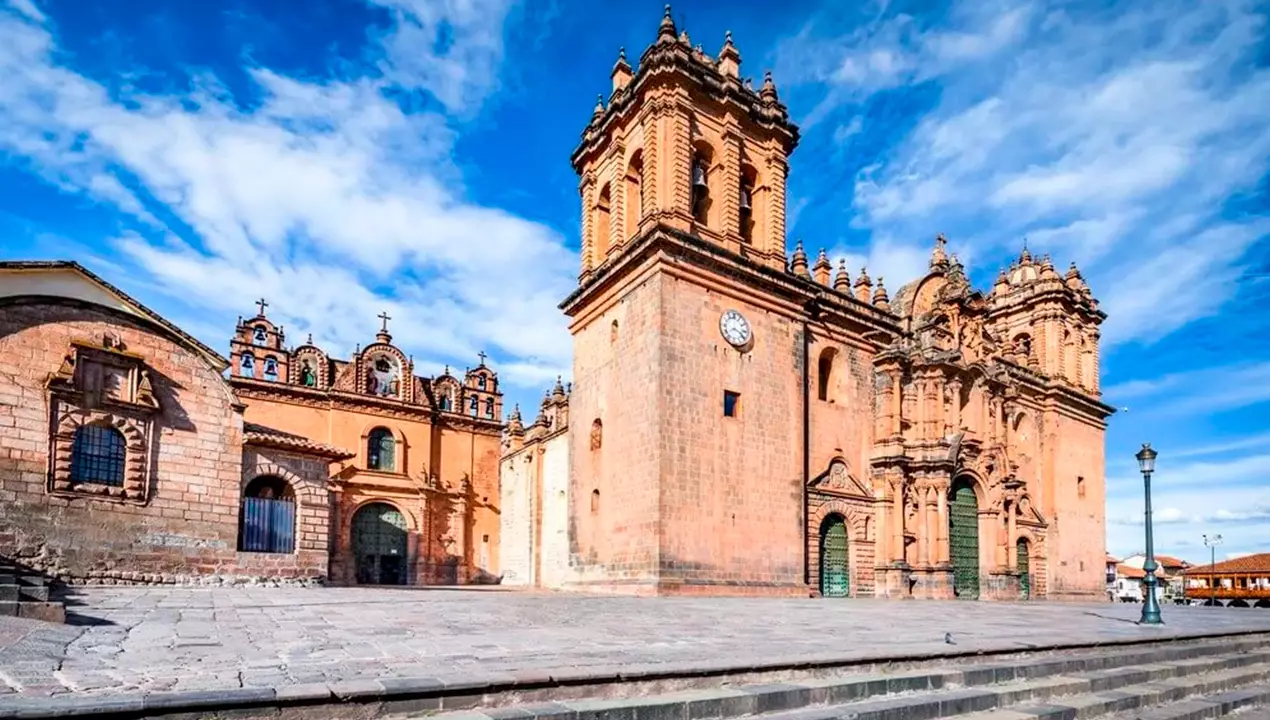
228,305 -> 505,586
509,10 -> 1114,600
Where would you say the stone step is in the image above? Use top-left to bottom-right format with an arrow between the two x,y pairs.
0,584 -> 16,602
415,640 -> 1270,720
0,599 -> 15,616
17,584 -> 49,602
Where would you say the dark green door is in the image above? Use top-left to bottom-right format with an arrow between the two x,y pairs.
353,502 -> 408,585
819,515 -> 850,598
949,480 -> 980,599
1017,538 -> 1030,599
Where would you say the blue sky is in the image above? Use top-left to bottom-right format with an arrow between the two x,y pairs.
1,0 -> 1267,563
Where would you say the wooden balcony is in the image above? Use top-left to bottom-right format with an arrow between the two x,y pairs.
1182,586 -> 1270,601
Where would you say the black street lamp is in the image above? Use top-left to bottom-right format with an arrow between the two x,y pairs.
1136,443 -> 1163,625
1203,533 -> 1223,607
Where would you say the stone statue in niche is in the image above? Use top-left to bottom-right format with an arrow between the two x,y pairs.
300,360 -> 317,387
367,356 -> 400,397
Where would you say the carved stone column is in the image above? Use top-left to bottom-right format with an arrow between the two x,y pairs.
948,379 -> 962,432
891,477 -> 906,564
921,483 -> 935,567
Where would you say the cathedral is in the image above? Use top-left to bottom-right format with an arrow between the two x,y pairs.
500,9 -> 1114,600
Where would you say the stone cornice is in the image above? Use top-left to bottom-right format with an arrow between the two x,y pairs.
560,223 -> 902,339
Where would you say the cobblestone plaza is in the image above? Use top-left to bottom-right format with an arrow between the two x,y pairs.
2,588 -> 1270,701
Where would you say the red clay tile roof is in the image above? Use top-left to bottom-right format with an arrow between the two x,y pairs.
1181,553 -> 1270,576
1116,564 -> 1164,579
1154,555 -> 1190,569
243,423 -> 355,460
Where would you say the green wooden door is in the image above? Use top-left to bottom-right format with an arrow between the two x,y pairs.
353,502 -> 408,585
1017,538 -> 1031,599
819,515 -> 850,598
949,481 -> 980,599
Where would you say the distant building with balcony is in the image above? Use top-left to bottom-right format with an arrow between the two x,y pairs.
1182,553 -> 1270,608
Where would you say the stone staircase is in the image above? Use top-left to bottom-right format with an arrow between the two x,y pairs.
416,635 -> 1270,720
0,558 -> 65,623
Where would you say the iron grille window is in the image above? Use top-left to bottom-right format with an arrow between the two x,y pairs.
70,425 -> 126,486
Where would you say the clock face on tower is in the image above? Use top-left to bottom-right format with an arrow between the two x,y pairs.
720,309 -> 752,349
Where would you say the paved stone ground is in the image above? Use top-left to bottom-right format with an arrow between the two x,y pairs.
1,587 -> 1269,700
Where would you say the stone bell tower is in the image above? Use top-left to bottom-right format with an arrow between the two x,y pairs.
561,7 -> 807,595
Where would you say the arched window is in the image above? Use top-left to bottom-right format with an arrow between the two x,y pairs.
367,427 -> 396,472
238,476 -> 295,554
263,356 -> 279,381
240,353 -> 255,376
739,165 -> 757,243
300,360 -> 316,387
478,375 -> 487,390
484,398 -> 495,418
817,348 -> 837,402
595,182 -> 612,262
252,326 -> 267,346
625,150 -> 643,240
691,152 -> 710,224
469,395 -> 479,416
70,425 -> 126,487
591,489 -> 600,513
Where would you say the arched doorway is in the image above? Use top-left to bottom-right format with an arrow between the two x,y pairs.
819,514 -> 850,598
352,502 -> 409,585
949,478 -> 980,599
1017,537 -> 1031,599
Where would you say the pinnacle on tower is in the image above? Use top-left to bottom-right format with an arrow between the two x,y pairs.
833,259 -> 850,291
591,94 -> 604,121
873,277 -> 890,311
814,248 -> 832,286
789,240 -> 809,278
658,4 -> 677,43
760,70 -> 779,103
612,47 -> 633,92
718,30 -> 741,77
854,266 -> 872,303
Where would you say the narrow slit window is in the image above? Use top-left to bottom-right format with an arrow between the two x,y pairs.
723,391 -> 740,418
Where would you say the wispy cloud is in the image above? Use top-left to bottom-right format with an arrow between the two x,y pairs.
1104,361 -> 1270,417
774,0 -> 1270,349
0,0 -> 573,388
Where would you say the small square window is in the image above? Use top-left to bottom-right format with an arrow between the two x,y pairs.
723,391 -> 740,418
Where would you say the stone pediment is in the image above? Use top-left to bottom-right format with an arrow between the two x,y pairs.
808,459 -> 871,498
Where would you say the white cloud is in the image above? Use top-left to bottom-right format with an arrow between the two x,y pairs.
774,0 -> 1270,348
0,2 -> 575,391
4,0 -> 42,23
1104,361 -> 1270,417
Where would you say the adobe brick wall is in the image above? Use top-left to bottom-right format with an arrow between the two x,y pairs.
0,302 -> 257,584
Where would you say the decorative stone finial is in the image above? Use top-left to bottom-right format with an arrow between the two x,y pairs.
658,4 -> 677,43
854,266 -> 872,303
833,259 -> 850,291
508,404 -> 524,435
813,248 -> 832,286
553,375 -> 565,398
612,47 -> 633,92
760,70 -> 778,103
376,310 -> 392,344
592,94 -> 604,120
717,30 -> 741,77
873,277 -> 890,310
1020,238 -> 1032,264
306,332 -> 313,345
789,240 -> 809,278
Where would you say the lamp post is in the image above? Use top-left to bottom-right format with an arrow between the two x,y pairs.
1136,443 -> 1162,625
1203,533 -> 1223,607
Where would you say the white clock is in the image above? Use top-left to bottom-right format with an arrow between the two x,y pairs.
720,309 -> 752,349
